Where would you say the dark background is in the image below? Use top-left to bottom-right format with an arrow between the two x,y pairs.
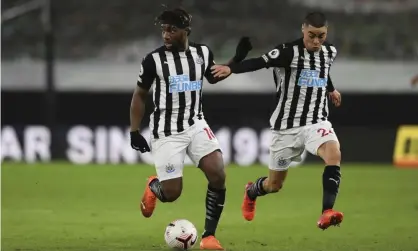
3,91 -> 416,163
3,92 -> 417,127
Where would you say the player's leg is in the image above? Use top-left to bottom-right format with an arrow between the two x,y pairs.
242,169 -> 288,221
188,122 -> 225,250
199,151 -> 226,239
140,136 -> 188,218
318,140 -> 341,212
243,129 -> 304,221
305,120 -> 343,229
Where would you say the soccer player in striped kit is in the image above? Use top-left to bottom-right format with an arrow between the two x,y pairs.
129,7 -> 252,249
211,12 -> 344,230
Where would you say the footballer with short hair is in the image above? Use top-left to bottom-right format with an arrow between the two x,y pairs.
212,11 -> 344,230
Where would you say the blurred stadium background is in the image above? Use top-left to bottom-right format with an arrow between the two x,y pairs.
1,0 -> 418,250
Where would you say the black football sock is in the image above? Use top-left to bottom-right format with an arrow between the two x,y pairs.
247,177 -> 268,201
149,178 -> 167,202
202,185 -> 226,238
322,165 -> 341,212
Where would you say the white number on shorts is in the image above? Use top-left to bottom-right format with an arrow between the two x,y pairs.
204,128 -> 216,140
317,128 -> 334,137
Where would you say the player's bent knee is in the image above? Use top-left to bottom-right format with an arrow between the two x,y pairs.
199,150 -> 224,170
325,147 -> 341,166
199,150 -> 226,189
206,168 -> 226,190
160,178 -> 183,202
319,141 -> 341,166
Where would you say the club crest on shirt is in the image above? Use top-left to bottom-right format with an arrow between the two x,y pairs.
195,56 -> 204,65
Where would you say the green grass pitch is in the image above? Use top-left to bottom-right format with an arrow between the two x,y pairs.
2,162 -> 418,251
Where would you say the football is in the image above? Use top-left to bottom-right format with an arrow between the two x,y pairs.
164,219 -> 198,250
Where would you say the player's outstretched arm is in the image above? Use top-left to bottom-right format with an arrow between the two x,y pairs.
227,37 -> 253,65
204,37 -> 253,84
211,44 -> 292,78
212,57 -> 268,78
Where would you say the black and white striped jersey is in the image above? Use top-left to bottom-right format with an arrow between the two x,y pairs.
137,43 -> 219,139
264,38 -> 337,130
230,38 -> 337,130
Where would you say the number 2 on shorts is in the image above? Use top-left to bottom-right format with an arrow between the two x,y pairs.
317,128 -> 334,137
204,128 -> 216,140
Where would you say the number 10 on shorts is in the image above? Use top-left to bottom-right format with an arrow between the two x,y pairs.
204,128 -> 216,140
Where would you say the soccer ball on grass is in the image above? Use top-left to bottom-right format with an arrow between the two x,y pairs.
164,219 -> 198,250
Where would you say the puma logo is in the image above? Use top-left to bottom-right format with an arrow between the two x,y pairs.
329,178 -> 339,185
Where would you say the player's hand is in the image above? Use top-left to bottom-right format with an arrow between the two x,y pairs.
233,36 -> 253,62
211,65 -> 231,78
130,130 -> 150,153
329,90 -> 342,107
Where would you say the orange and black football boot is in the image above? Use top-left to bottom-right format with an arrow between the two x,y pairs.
200,235 -> 224,250
140,176 -> 157,218
241,182 -> 256,221
317,209 -> 344,230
